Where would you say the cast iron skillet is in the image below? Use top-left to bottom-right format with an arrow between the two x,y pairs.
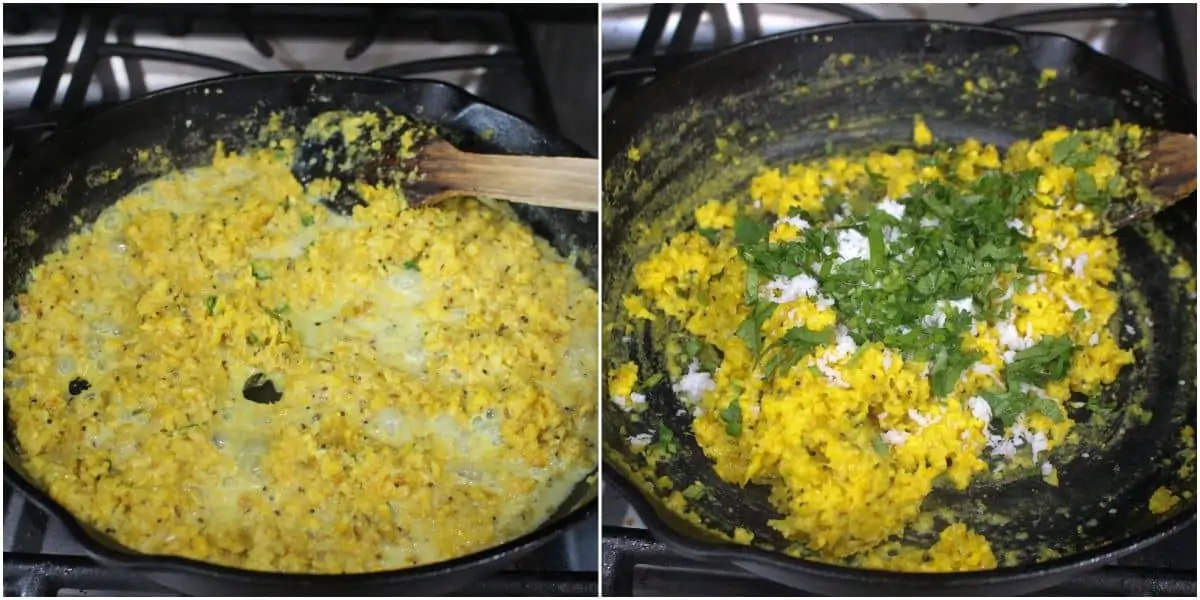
3,72 -> 598,596
602,21 -> 1197,597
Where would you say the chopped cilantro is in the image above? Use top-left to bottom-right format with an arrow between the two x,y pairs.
872,435 -> 888,456
777,326 -> 835,356
652,422 -> 679,456
246,332 -> 260,345
682,482 -> 708,501
1050,134 -> 1097,168
719,399 -> 743,437
734,215 -> 771,246
866,214 -> 885,270
698,228 -> 722,244
743,267 -> 760,305
1073,170 -> 1107,211
930,345 -> 980,398
1073,308 -> 1088,324
300,213 -> 315,227
734,167 -> 1037,372
204,296 -> 217,316
403,259 -> 420,271
981,387 -> 1064,428
683,336 -> 702,359
640,372 -> 664,392
735,301 -> 777,360
1005,335 -> 1074,387
763,326 -> 834,379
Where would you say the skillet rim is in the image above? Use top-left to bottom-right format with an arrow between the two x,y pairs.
3,70 -> 600,585
600,18 -> 1198,587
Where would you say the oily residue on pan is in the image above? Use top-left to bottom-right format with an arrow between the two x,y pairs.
603,34 -> 1195,570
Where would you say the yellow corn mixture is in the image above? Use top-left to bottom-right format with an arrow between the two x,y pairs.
1149,486 -> 1181,515
616,123 -> 1149,572
5,144 -> 597,573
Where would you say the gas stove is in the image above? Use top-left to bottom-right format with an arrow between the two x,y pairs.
2,4 -> 598,596
4,4 -> 598,161
601,2 -> 1197,596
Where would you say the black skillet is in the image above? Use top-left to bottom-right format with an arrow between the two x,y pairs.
602,21 -> 1197,596
3,72 -> 598,596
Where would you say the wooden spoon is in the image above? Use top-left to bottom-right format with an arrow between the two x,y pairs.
1101,130 -> 1196,232
404,140 -> 597,212
292,118 -> 597,215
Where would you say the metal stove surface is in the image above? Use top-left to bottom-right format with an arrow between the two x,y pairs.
4,5 -> 598,155
600,2 -> 1197,596
3,4 -> 598,597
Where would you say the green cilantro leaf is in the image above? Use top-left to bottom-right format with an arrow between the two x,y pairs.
652,422 -> 679,456
719,399 -> 743,437
866,215 -> 885,271
777,326 -> 835,355
404,259 -> 420,271
204,296 -> 218,316
734,215 -> 771,246
640,372 -> 664,392
1072,170 -> 1104,209
735,302 -> 777,360
300,213 -> 315,227
981,387 -> 1064,428
1005,335 -> 1074,386
682,482 -> 707,501
1050,134 -> 1097,167
930,345 -> 980,398
698,228 -> 722,244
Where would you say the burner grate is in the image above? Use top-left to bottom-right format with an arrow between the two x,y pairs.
3,472 -> 599,597
601,526 -> 1198,597
3,552 -> 599,598
602,3 -> 1194,103
3,4 -> 599,163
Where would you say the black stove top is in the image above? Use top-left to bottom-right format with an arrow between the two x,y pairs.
2,4 -> 598,597
599,3 -> 1196,597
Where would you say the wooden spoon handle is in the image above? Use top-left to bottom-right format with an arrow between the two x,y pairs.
415,141 -> 598,212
